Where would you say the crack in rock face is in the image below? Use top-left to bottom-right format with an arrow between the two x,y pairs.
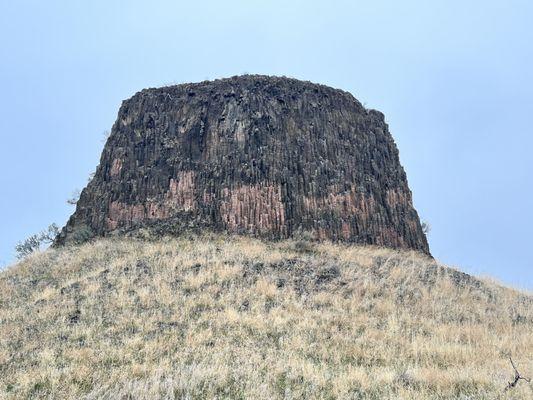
57,75 -> 430,254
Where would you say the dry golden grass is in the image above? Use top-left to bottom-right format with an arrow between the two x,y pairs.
0,235 -> 532,399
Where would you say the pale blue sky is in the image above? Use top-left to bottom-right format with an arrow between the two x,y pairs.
1,0 -> 531,289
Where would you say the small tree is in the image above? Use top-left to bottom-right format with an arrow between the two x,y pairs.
14,234 -> 41,259
15,224 -> 60,259
40,223 -> 60,242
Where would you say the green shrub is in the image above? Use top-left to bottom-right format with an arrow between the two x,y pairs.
15,223 -> 59,259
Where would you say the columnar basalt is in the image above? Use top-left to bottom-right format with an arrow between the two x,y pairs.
58,75 -> 430,254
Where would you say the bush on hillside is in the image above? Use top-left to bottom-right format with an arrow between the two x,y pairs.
14,223 -> 59,259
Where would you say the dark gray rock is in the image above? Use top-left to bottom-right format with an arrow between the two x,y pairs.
57,75 -> 430,254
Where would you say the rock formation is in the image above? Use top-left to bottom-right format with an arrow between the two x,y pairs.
57,75 -> 430,254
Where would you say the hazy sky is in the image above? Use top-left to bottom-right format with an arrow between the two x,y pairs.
1,0 -> 531,289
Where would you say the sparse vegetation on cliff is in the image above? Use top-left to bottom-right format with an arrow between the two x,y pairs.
1,236 -> 531,399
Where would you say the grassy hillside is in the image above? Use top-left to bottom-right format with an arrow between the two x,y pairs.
1,235 -> 532,399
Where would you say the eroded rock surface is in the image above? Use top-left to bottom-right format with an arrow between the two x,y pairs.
58,75 -> 429,254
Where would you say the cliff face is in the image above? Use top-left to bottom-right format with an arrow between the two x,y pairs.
58,75 -> 429,254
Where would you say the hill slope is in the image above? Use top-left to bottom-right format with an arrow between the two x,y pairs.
1,236 -> 532,399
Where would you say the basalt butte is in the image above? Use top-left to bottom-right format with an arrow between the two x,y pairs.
57,75 -> 430,254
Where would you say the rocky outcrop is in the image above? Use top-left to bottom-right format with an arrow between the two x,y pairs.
57,75 -> 430,254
